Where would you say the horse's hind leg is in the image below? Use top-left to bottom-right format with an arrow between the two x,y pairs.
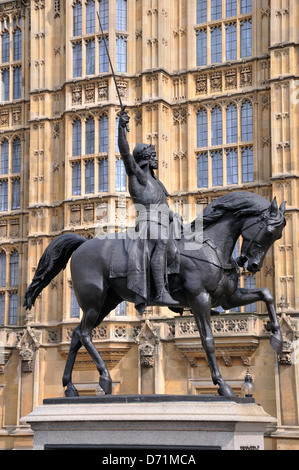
62,325 -> 82,397
80,303 -> 112,394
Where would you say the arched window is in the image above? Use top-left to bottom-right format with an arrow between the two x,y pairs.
211,106 -> 222,146
242,147 -> 253,182
244,275 -> 256,312
212,151 -> 223,186
9,250 -> 18,286
85,117 -> 95,155
0,293 -> 5,326
72,119 -> 82,156
2,30 -> 10,62
2,68 -> 10,101
241,100 -> 253,141
115,158 -> 126,192
86,39 -> 95,75
86,0 -> 95,34
99,0 -> 109,30
196,29 -> 207,66
241,0 -> 252,14
226,0 -> 237,17
197,108 -> 208,148
8,292 -> 18,325
72,161 -> 81,195
240,19 -> 252,58
70,286 -> 80,318
116,37 -> 127,73
115,301 -> 127,316
226,23 -> 237,61
73,42 -> 82,77
99,37 -> 109,72
98,158 -> 108,192
11,179 -> 20,210
197,0 -> 207,23
12,138 -> 21,173
227,149 -> 238,185
85,160 -> 94,194
226,104 -> 237,144
0,251 -> 6,287
99,115 -> 108,153
211,26 -> 222,63
197,153 -> 208,188
116,0 -> 127,31
73,1 -> 82,36
211,0 -> 222,20
0,180 -> 8,211
13,66 -> 22,99
13,28 -> 22,61
1,140 -> 9,175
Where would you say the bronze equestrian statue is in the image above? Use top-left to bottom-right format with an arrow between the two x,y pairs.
24,116 -> 286,398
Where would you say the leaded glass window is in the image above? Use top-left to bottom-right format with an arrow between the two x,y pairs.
85,118 -> 95,155
72,119 -> 81,157
197,153 -> 208,188
226,103 -> 237,144
212,151 -> 223,186
197,109 -> 208,148
211,106 -> 222,146
85,160 -> 94,194
211,26 -> 222,63
72,161 -> 81,195
227,149 -> 238,185
196,29 -> 207,66
98,158 -> 108,192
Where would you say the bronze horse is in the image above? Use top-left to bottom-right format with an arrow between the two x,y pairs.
24,191 -> 286,398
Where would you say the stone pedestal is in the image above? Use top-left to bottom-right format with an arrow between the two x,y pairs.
21,395 -> 276,451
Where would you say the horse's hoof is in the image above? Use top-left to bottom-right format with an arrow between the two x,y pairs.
99,376 -> 112,395
270,333 -> 283,355
65,384 -> 80,397
218,383 -> 236,398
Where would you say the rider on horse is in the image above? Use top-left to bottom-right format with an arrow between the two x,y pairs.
118,109 -> 179,310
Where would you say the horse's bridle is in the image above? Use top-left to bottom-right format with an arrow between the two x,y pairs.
238,211 -> 270,266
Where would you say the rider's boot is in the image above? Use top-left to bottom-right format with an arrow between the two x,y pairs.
151,244 -> 179,306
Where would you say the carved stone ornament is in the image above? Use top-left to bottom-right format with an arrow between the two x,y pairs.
16,327 -> 41,373
139,341 -> 155,367
136,320 -> 159,368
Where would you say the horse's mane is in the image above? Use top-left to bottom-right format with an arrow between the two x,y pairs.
200,191 -> 270,229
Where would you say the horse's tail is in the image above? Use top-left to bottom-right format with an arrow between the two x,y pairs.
24,233 -> 87,310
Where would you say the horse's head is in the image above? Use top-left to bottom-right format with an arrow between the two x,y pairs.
238,198 -> 286,273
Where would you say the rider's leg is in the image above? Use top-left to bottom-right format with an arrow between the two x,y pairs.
151,239 -> 179,305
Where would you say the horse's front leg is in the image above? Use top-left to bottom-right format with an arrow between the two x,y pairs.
189,290 -> 236,398
223,287 -> 283,355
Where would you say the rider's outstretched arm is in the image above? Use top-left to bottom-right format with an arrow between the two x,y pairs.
118,110 -> 137,176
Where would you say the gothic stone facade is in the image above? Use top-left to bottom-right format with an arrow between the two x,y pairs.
0,0 -> 298,450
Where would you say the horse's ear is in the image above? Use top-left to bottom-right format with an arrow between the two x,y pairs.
279,201 -> 286,214
269,197 -> 278,217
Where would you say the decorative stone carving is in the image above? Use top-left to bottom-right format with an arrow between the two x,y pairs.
98,80 -> 108,101
85,83 -> 95,103
210,72 -> 222,92
136,321 -> 159,369
16,327 -> 41,373
0,110 -> 9,128
196,74 -> 207,95
72,85 -> 82,106
225,69 -> 237,90
240,67 -> 252,87
139,341 -> 155,367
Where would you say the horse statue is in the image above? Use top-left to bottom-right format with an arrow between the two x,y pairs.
24,191 -> 286,398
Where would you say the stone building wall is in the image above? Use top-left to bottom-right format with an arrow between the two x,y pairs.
0,0 -> 298,450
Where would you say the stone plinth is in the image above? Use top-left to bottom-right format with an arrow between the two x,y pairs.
20,395 -> 276,451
